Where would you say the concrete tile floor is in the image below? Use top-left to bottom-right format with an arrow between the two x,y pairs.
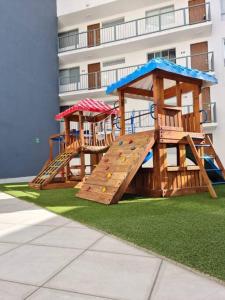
0,192 -> 224,300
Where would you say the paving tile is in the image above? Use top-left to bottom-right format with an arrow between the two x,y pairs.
0,242 -> 18,255
151,261 -> 225,300
22,211 -> 70,227
31,227 -> 104,249
0,244 -> 82,286
27,287 -> 108,300
91,235 -> 152,257
0,224 -> 54,244
0,280 -> 37,300
46,250 -> 161,300
0,208 -> 69,227
64,221 -> 89,229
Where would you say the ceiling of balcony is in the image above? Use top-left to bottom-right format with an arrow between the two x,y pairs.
58,0 -> 166,30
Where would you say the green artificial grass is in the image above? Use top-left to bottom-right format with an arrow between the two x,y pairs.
1,183 -> 225,281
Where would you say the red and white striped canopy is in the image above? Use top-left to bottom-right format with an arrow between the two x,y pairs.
55,98 -> 118,120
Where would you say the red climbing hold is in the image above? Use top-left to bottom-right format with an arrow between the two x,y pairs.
118,151 -> 123,157
105,166 -> 110,171
128,139 -> 133,144
104,158 -> 109,163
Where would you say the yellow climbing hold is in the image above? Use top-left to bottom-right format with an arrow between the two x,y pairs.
120,156 -> 126,162
106,173 -> 112,179
102,186 -> 107,193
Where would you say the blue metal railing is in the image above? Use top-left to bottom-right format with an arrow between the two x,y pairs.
59,52 -> 214,93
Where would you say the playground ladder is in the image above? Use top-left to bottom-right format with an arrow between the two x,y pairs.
187,135 -> 218,198
30,149 -> 76,189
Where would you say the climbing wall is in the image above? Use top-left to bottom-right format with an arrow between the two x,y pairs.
77,130 -> 156,204
29,150 -> 77,189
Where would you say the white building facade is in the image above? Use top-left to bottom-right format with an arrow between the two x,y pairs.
57,0 -> 225,163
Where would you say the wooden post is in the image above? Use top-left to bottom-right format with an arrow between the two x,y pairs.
78,112 -> 85,179
193,85 -> 201,132
64,117 -> 70,180
119,90 -> 125,136
64,117 -> 70,146
79,112 -> 84,147
176,81 -> 186,168
153,74 -> 164,129
152,75 -> 167,195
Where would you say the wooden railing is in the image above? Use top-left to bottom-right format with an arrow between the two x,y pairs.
158,106 -> 183,130
182,112 -> 197,132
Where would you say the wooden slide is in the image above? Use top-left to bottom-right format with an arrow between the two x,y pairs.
77,130 -> 156,204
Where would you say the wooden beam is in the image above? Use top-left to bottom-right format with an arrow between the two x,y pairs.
123,86 -> 153,98
155,69 -> 203,87
64,117 -> 70,146
119,90 -> 125,136
79,112 -> 84,147
164,82 -> 196,100
193,85 -> 201,132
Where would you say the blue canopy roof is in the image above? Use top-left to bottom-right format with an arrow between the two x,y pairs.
106,58 -> 217,95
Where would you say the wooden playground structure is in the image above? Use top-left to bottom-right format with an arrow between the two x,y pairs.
29,99 -> 117,190
77,58 -> 225,204
30,58 -> 225,204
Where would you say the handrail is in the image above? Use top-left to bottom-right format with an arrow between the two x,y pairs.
58,2 -> 211,53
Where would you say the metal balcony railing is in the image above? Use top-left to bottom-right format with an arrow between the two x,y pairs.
58,3 -> 211,53
121,102 -> 216,133
59,52 -> 214,93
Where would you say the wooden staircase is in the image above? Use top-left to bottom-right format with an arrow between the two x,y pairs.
77,130 -> 156,205
29,149 -> 78,190
187,135 -> 225,198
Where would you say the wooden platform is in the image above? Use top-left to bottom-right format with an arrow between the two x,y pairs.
77,130 -> 156,205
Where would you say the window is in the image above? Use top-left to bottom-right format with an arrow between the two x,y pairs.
58,29 -> 79,49
221,0 -> 225,15
102,18 -> 125,28
147,48 -> 176,62
146,5 -> 175,32
59,67 -> 80,85
103,58 -> 125,67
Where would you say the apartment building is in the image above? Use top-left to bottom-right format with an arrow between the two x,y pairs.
57,0 -> 225,162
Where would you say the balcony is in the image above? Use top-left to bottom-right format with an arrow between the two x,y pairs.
58,3 -> 212,63
59,52 -> 214,99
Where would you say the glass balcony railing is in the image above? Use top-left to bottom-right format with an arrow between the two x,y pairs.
58,3 -> 211,53
59,52 -> 214,93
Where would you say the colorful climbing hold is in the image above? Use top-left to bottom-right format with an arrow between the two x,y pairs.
120,156 -> 126,162
118,140 -> 123,146
104,158 -> 109,163
106,173 -> 112,179
128,139 -> 133,144
105,166 -> 110,171
102,186 -> 107,193
130,145 -> 136,150
86,186 -> 91,191
118,151 -> 123,157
